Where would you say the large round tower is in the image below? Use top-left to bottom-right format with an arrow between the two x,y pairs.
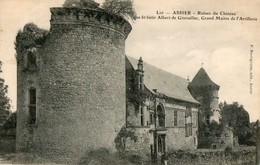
16,6 -> 131,163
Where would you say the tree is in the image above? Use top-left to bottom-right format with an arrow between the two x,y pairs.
244,121 -> 258,146
197,120 -> 224,148
0,61 -> 11,124
63,0 -> 99,8
102,0 -> 137,21
220,102 -> 251,145
63,0 -> 137,21
3,111 -> 16,135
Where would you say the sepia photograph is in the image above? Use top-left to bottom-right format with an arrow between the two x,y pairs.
0,0 -> 259,164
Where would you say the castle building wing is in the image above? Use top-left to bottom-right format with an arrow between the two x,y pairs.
188,67 -> 219,89
126,55 -> 199,104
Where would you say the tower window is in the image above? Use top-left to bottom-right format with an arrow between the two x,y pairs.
206,114 -> 210,125
28,52 -> 36,68
28,88 -> 36,124
139,76 -> 143,90
140,107 -> 144,126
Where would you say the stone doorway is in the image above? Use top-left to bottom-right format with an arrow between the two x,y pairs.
157,134 -> 166,156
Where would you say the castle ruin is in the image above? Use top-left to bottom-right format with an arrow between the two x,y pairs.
16,6 -> 131,163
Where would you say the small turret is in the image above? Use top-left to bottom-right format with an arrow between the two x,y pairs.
136,57 -> 144,91
188,67 -> 219,90
187,76 -> 190,84
137,57 -> 144,72
188,67 -> 220,124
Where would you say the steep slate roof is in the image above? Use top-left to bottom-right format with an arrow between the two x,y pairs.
188,67 -> 219,88
126,56 -> 199,104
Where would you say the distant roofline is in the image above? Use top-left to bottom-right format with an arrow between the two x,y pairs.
126,55 -> 188,81
188,67 -> 220,89
126,55 -> 200,105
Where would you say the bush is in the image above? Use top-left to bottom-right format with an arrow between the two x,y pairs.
79,148 -> 134,165
224,146 -> 232,155
114,125 -> 137,153
125,154 -> 142,164
167,148 -> 256,165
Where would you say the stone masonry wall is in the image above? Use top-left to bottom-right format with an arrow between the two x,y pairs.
167,127 -> 198,150
16,7 -> 131,164
165,105 -> 198,150
125,128 -> 152,159
125,102 -> 198,157
16,47 -> 40,152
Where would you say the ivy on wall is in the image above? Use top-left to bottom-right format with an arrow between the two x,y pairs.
114,125 -> 137,153
15,23 -> 48,63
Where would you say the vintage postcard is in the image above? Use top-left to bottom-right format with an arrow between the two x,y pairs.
0,0 -> 259,164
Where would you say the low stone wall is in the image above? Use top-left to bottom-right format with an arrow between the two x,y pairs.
167,147 -> 255,165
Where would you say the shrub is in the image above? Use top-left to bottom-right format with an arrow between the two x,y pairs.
79,148 -> 134,165
224,146 -> 232,155
114,125 -> 137,153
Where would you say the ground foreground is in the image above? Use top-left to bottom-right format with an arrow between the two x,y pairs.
0,146 -> 256,165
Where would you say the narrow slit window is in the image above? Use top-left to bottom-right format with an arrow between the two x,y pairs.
150,113 -> 154,125
28,88 -> 36,124
139,76 -> 143,90
174,110 -> 178,126
140,107 -> 144,126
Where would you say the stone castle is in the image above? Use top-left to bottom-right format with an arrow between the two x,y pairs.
16,6 -> 131,163
16,4 -> 231,164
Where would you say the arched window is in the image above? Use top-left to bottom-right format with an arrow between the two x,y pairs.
25,51 -> 37,70
28,52 -> 36,66
157,105 -> 165,127
28,88 -> 36,124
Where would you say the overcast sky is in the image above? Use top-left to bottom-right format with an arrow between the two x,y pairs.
0,0 -> 259,122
